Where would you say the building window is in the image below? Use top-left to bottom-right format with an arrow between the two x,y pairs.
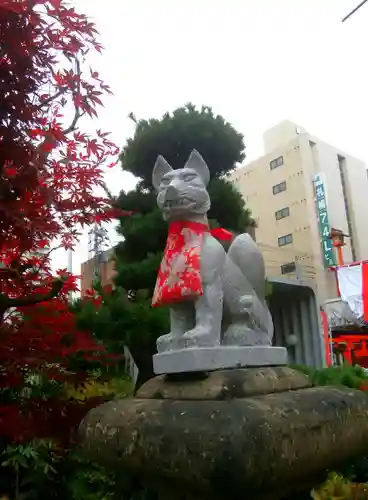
278,233 -> 293,247
281,262 -> 296,274
275,207 -> 290,220
270,156 -> 284,170
272,181 -> 287,195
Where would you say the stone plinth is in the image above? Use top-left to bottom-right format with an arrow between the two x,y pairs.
79,367 -> 368,500
153,345 -> 287,375
138,366 -> 310,400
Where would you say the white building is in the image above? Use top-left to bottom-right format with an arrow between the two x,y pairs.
230,120 -> 368,302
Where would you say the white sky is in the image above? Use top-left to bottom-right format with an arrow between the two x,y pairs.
52,0 -> 368,280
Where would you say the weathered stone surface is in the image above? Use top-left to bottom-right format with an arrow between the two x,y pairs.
80,386 -> 368,500
153,345 -> 287,375
137,366 -> 310,400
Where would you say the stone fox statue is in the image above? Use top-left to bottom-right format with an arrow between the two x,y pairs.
152,149 -> 273,353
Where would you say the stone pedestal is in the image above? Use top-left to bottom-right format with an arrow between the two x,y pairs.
138,365 -> 309,400
153,345 -> 287,375
79,366 -> 368,500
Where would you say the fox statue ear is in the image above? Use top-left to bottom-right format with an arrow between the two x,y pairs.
152,155 -> 173,191
184,150 -> 210,186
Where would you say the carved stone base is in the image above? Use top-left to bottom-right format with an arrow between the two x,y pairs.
152,345 -> 288,375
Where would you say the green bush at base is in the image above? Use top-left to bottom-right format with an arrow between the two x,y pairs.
291,363 -> 368,390
0,376 -> 154,500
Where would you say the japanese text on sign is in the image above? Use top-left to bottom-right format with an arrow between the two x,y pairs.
313,173 -> 335,268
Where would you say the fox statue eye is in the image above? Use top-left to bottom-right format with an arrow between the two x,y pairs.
183,174 -> 197,182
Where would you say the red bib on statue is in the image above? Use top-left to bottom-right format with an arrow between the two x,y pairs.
152,220 -> 209,307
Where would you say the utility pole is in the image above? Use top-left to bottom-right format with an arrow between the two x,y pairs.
87,224 -> 109,288
67,248 -> 73,274
67,248 -> 73,301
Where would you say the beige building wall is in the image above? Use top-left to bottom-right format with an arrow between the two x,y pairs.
230,120 -> 368,302
80,249 -> 116,297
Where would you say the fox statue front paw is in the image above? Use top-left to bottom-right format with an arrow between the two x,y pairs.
179,326 -> 216,349
156,332 -> 181,353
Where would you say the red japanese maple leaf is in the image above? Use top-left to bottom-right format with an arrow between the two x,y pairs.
0,0 -> 130,444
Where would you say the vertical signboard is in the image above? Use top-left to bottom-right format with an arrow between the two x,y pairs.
313,173 -> 335,268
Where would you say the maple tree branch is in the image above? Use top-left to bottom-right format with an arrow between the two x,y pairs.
62,107 -> 83,135
39,243 -> 63,262
62,58 -> 83,135
100,181 -> 115,201
0,278 -> 65,314
36,87 -> 68,109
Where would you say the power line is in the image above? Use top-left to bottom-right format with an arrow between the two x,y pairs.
342,0 -> 368,22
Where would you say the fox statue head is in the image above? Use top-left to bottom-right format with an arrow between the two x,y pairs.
152,149 -> 211,222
